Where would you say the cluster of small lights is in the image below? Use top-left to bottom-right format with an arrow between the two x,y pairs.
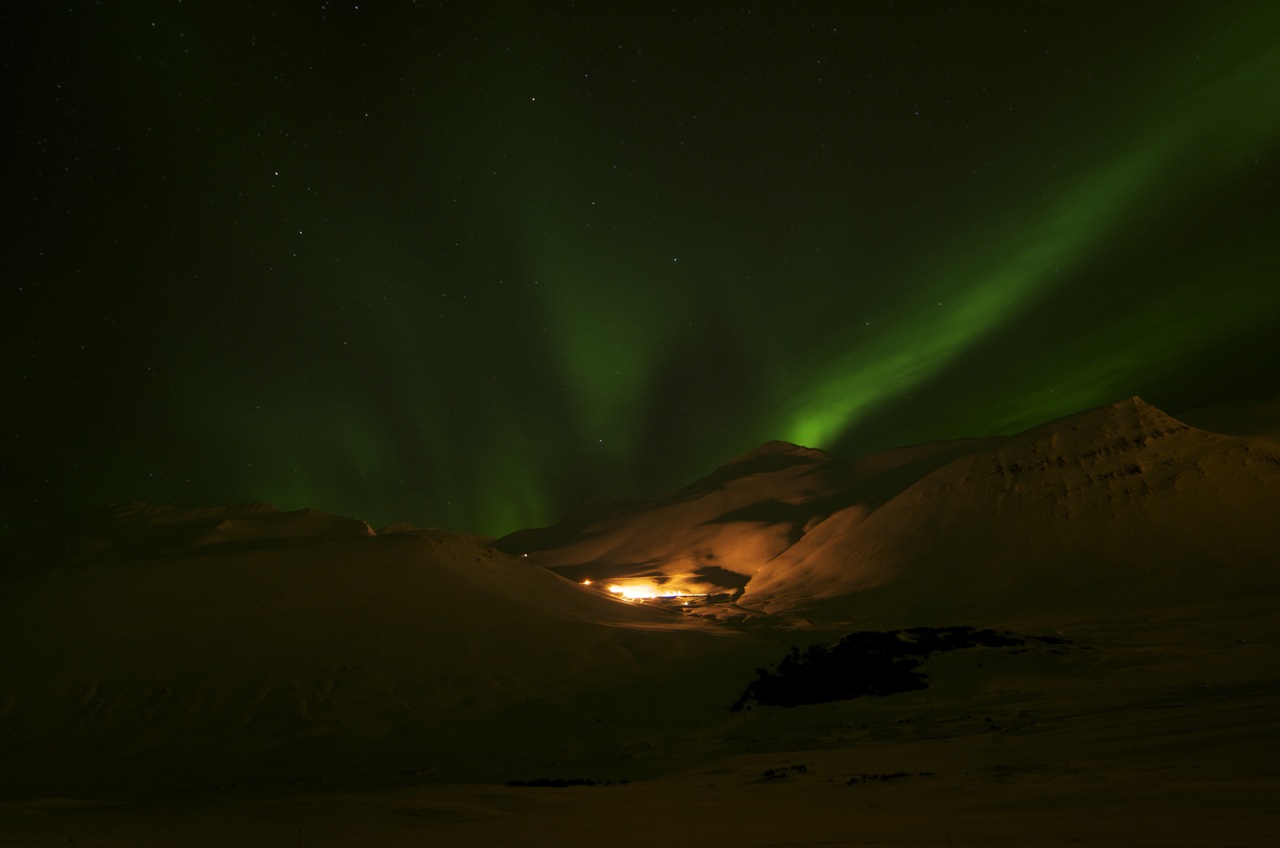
580,579 -> 707,603
607,583 -> 682,601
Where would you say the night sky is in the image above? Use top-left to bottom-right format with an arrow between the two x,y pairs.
5,2 -> 1280,538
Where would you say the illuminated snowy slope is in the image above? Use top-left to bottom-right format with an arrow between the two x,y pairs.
506,397 -> 1280,624
498,437 -> 997,598
744,397 -> 1280,622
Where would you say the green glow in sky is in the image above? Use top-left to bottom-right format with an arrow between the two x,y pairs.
5,2 -> 1280,537
781,6 -> 1280,449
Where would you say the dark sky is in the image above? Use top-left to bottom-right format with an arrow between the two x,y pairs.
5,1 -> 1280,538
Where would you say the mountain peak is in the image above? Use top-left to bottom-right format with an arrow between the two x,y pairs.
1009,395 -> 1195,448
725,440 -> 831,466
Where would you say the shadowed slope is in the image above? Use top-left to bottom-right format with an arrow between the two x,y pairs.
1177,393 -> 1280,444
0,521 -> 757,800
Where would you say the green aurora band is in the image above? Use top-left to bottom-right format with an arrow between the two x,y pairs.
317,3 -> 1280,535
780,8 -> 1280,448
8,3 -> 1279,539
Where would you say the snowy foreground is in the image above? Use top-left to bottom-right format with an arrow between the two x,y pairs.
2,397 -> 1278,846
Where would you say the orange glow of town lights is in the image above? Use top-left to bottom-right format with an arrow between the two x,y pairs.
605,582 -> 701,601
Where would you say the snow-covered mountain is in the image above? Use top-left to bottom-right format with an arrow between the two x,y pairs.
501,397 -> 1280,624
3,396 -> 1278,845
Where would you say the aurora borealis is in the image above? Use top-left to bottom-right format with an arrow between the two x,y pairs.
5,2 -> 1280,538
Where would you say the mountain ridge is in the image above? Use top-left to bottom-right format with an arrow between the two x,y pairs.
500,396 -> 1280,624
